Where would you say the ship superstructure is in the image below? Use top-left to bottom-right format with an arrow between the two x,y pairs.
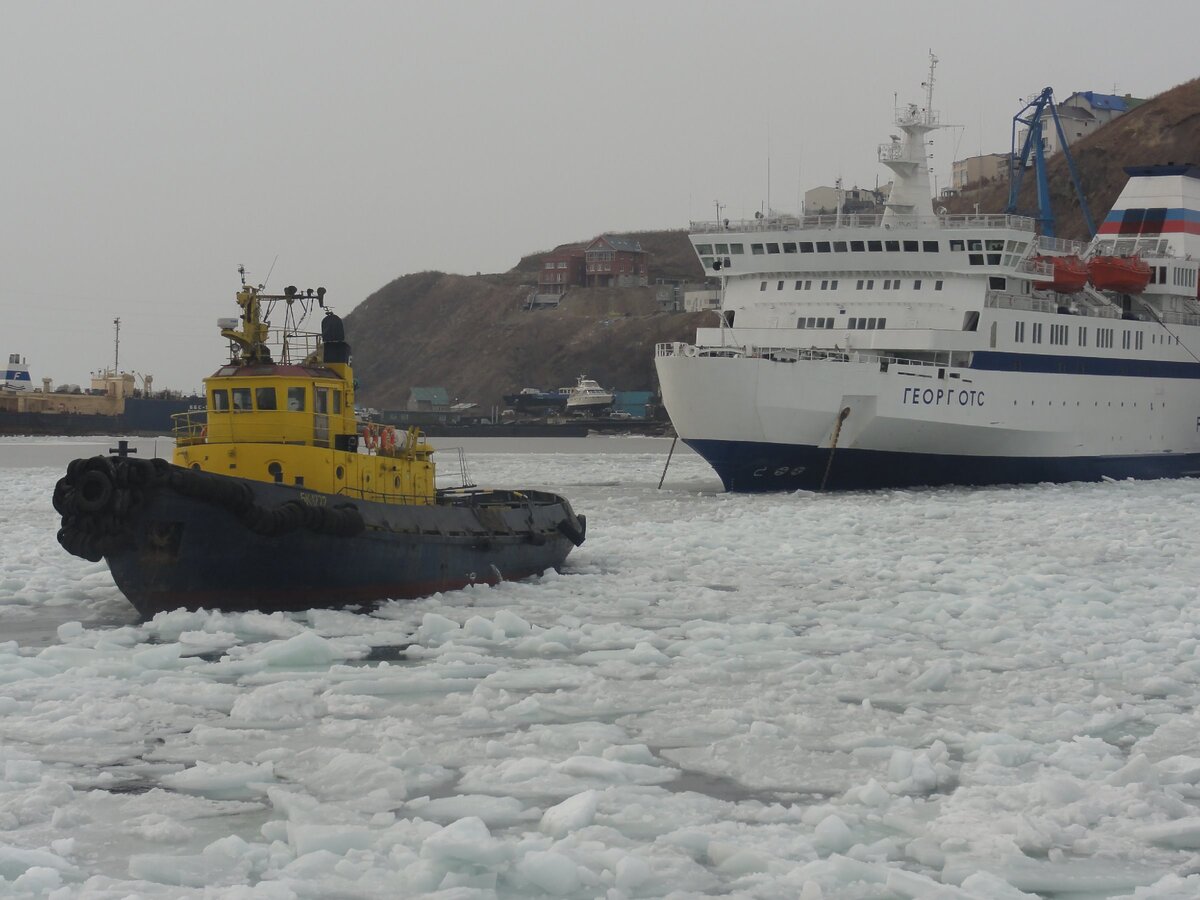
656,59 -> 1200,491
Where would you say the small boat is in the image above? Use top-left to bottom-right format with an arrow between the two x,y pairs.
564,376 -> 614,415
1031,254 -> 1089,293
1087,254 -> 1151,294
501,387 -> 568,414
52,271 -> 585,616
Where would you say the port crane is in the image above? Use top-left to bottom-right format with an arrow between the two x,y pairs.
1006,87 -> 1096,239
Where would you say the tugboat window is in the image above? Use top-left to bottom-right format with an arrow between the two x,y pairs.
211,389 -> 229,411
231,388 -> 252,411
315,388 -> 330,414
287,387 -> 305,411
255,387 -> 277,410
333,390 -> 342,413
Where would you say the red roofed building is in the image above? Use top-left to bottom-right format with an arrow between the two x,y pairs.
585,236 -> 649,288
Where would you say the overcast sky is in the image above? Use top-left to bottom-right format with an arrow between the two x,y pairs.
4,0 -> 1197,391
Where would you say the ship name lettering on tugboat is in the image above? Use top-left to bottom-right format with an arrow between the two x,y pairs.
902,387 -> 985,407
299,494 -> 327,507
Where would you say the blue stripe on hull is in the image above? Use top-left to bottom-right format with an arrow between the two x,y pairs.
685,439 -> 1200,492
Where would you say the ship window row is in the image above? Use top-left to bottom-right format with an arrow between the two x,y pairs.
796,317 -> 835,329
210,386 -> 342,414
1011,321 -> 1173,351
746,239 -> 942,256
774,278 -> 943,292
847,317 -> 886,329
1148,266 -> 1199,288
696,243 -> 745,255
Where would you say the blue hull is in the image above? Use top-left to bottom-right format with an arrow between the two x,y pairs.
686,439 -> 1200,492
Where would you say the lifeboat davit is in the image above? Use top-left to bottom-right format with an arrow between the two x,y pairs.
1032,254 -> 1089,293
1087,255 -> 1151,294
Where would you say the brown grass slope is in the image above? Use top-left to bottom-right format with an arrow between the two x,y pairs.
947,78 -> 1200,240
344,272 -> 708,410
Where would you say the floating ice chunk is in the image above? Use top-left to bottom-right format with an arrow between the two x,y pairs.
463,615 -> 497,640
405,795 -> 532,827
517,850 -> 580,894
254,631 -> 337,667
229,681 -> 323,728
615,854 -> 651,890
709,842 -> 772,875
1105,752 -> 1158,787
160,760 -> 276,801
540,789 -> 600,838
4,759 -> 41,783
1139,817 -> 1200,849
908,660 -> 953,692
286,822 -> 374,857
416,613 -> 461,644
55,621 -> 84,641
494,610 -> 533,637
558,755 -> 677,785
0,846 -> 78,883
813,815 -> 855,853
421,817 -> 511,867
1155,755 -> 1200,784
10,866 -> 62,896
959,870 -> 1042,898
131,641 -> 185,669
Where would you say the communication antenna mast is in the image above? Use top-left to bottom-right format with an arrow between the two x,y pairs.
113,317 -> 121,374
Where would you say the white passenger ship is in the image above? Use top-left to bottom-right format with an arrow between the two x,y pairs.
656,63 -> 1200,491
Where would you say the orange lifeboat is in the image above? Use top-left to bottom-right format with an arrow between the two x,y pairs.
1032,254 -> 1089,293
1087,255 -> 1151,294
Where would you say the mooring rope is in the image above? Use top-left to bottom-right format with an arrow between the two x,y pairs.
657,436 -> 678,489
819,407 -> 852,492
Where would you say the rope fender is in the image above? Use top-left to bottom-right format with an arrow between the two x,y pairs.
55,456 -> 365,562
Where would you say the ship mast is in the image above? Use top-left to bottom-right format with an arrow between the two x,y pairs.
879,51 -> 941,227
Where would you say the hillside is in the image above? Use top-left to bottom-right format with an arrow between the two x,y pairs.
946,77 -> 1200,239
344,270 -> 708,411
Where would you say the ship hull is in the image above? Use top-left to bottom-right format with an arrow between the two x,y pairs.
55,457 -> 585,617
657,351 -> 1200,492
684,437 -> 1200,492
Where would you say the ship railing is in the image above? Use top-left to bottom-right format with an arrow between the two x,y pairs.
172,410 -> 207,445
1089,239 -> 1175,259
985,291 -> 1121,318
337,485 -> 434,505
689,213 -> 1037,234
223,328 -> 323,366
1034,235 -> 1088,256
757,347 -> 958,369
659,341 -> 958,371
434,446 -> 476,491
1015,257 -> 1053,277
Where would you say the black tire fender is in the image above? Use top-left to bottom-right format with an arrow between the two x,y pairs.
75,469 -> 114,513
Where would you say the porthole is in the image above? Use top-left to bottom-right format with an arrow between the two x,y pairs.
394,476 -> 401,488
336,465 -> 345,479
191,463 -> 201,471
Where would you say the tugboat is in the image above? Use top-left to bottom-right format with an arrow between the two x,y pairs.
52,269 -> 586,616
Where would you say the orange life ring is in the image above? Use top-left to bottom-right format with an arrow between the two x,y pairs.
362,424 -> 377,449
199,425 -> 207,440
381,426 -> 397,451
